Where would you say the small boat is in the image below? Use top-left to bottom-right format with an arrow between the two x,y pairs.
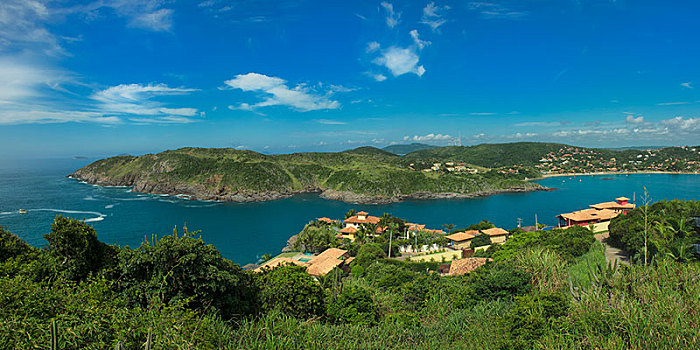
18,209 -> 28,214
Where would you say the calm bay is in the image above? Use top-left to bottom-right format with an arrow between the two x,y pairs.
1,158 -> 698,265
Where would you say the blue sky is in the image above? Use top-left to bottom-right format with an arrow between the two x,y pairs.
1,0 -> 699,158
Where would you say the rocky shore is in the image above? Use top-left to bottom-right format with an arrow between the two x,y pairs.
69,169 -> 544,204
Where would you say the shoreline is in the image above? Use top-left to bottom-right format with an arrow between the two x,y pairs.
533,170 -> 699,180
68,175 -> 543,205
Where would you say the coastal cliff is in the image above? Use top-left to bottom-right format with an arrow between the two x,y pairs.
69,147 -> 542,203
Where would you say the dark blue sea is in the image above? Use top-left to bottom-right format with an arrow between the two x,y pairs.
1,158 -> 698,264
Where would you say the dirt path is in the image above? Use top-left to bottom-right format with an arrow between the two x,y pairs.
594,232 -> 631,265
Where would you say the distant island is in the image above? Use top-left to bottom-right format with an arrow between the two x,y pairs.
69,142 -> 700,203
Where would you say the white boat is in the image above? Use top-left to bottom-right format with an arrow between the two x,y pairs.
18,209 -> 28,214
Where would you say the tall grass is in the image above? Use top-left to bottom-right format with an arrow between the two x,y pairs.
567,240 -> 606,289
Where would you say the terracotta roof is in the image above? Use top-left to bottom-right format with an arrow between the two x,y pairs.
343,215 -> 381,224
480,227 -> 509,236
590,201 -> 635,210
445,230 -> 479,242
356,211 -> 369,215
307,248 -> 349,276
615,197 -> 630,201
317,217 -> 334,223
307,257 -> 344,276
448,258 -> 492,276
558,208 -> 619,222
308,248 -> 348,265
254,257 -> 308,272
340,226 -> 358,234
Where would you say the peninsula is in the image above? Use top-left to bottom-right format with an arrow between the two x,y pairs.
69,142 -> 699,203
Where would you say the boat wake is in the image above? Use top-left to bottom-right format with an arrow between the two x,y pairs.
29,209 -> 106,223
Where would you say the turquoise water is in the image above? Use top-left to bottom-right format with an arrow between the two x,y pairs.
1,158 -> 698,264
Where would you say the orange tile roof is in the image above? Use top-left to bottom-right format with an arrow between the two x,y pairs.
448,258 -> 492,276
589,201 -> 635,210
254,257 -> 308,272
558,208 -> 619,222
615,197 -> 630,201
480,227 -> 509,236
445,230 -> 479,242
356,211 -> 369,215
317,217 -> 334,223
308,248 -> 348,265
340,226 -> 358,234
343,215 -> 381,224
306,248 -> 349,276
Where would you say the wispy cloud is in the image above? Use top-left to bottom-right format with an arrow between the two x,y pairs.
421,2 -> 450,31
680,82 -> 693,89
224,73 -> 341,112
365,72 -> 387,82
467,2 -> 527,19
515,121 -> 561,127
409,29 -> 431,50
469,112 -> 496,116
314,119 -> 347,125
381,2 -> 400,28
656,102 -> 689,106
660,116 -> 699,133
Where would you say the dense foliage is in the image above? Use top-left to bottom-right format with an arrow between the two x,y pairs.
608,199 -> 700,263
2,206 -> 699,348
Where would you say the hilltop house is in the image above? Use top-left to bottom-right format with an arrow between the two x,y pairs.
589,197 -> 635,214
557,196 -> 635,227
445,230 -> 480,249
445,227 -> 510,248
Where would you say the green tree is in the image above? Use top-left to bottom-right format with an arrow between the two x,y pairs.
354,243 -> 386,267
257,264 -> 325,319
43,216 -> 116,281
293,225 -> 338,253
0,227 -> 33,263
326,286 -> 378,326
470,233 -> 492,249
116,229 -> 258,320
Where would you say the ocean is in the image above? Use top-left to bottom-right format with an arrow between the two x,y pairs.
1,158 -> 698,265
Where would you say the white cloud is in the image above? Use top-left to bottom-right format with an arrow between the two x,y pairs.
314,119 -> 347,125
224,73 -> 341,112
366,72 -> 387,82
0,0 -> 66,55
661,116 -> 699,133
469,112 -> 496,116
366,41 -> 381,53
373,46 -> 425,77
409,29 -> 431,50
656,102 -> 688,106
90,83 -> 201,123
515,121 -> 560,127
468,2 -> 527,19
403,133 -> 453,142
421,2 -> 449,31
625,115 -> 645,124
381,2 -> 400,28
129,8 -> 173,32
681,82 -> 693,89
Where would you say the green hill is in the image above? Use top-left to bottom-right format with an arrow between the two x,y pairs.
404,142 -> 566,167
70,147 -> 539,203
382,143 -> 436,155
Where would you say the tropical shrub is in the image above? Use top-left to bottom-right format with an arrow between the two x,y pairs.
354,243 -> 386,267
257,264 -> 325,320
470,233 -> 492,249
326,286 -> 378,326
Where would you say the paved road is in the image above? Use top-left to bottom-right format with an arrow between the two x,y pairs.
594,231 -> 631,265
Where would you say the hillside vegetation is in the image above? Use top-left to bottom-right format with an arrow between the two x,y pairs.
1,202 -> 698,349
70,146 -> 539,203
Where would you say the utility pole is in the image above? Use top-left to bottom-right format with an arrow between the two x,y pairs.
388,228 -> 392,258
517,217 -> 522,228
535,213 -> 538,229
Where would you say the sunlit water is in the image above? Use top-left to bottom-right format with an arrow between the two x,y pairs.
1,158 -> 698,264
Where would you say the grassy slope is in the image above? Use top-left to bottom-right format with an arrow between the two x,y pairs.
75,147 -> 537,198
